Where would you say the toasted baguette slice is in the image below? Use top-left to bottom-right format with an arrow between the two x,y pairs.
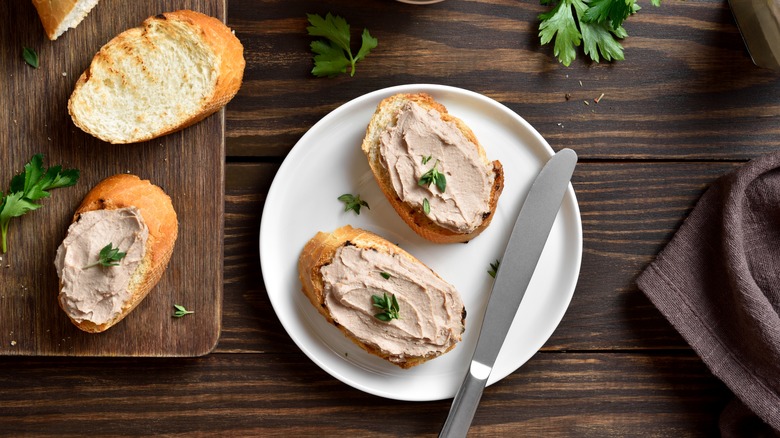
68,10 -> 245,144
56,174 -> 178,333
298,225 -> 466,368
32,0 -> 100,40
362,93 -> 504,243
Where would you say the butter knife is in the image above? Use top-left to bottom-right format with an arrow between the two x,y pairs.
439,148 -> 578,438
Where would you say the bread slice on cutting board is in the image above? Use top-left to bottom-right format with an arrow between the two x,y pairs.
32,0 -> 100,40
55,174 -> 178,333
68,9 -> 245,144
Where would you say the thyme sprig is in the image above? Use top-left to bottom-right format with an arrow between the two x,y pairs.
372,292 -> 400,322
418,159 -> 446,193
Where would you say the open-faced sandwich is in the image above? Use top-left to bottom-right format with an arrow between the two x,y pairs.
362,93 -> 504,243
55,174 -> 178,333
298,225 -> 466,368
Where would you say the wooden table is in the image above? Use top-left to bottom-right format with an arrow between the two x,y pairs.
3,0 -> 779,435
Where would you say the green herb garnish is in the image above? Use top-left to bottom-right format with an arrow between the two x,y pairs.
172,304 -> 195,318
422,197 -> 430,215
307,13 -> 378,77
338,193 -> 369,215
538,0 -> 657,66
0,154 -> 79,253
372,292 -> 400,322
82,243 -> 127,269
22,47 -> 39,68
418,159 -> 446,193
421,155 -> 432,165
380,272 -> 391,280
488,259 -> 500,278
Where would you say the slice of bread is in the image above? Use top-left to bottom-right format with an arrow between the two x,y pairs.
56,174 -> 178,333
32,0 -> 100,40
298,225 -> 466,368
361,93 -> 504,243
68,10 -> 245,144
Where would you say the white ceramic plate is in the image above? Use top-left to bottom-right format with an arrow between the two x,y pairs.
259,84 -> 582,401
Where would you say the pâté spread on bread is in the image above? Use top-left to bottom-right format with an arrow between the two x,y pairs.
56,174 -> 178,333
322,243 -> 464,364
299,225 -> 466,368
380,101 -> 494,234
56,208 -> 148,327
362,93 -> 504,243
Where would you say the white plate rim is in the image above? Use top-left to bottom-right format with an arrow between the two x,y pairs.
259,83 -> 582,401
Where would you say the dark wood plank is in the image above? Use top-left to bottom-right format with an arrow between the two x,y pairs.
225,0 -> 780,161
0,352 -> 729,436
1,0 -> 772,434
0,0 -> 225,356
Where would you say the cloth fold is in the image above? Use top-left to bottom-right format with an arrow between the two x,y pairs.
637,152 -> 780,435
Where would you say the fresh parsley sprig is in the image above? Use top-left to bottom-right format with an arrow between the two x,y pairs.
307,13 -> 378,77
0,154 -> 79,253
83,243 -> 127,269
372,292 -> 400,322
338,193 -> 369,215
539,0 -> 658,66
172,304 -> 194,318
418,159 -> 446,193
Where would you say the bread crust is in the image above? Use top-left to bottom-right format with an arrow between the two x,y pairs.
60,174 -> 178,333
298,225 -> 466,368
361,93 -> 504,243
68,9 -> 245,144
32,0 -> 99,40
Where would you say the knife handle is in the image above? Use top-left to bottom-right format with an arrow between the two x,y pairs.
439,361 -> 490,438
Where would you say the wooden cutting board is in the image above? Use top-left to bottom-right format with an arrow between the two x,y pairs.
0,0 -> 225,356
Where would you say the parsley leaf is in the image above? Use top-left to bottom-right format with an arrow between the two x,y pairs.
338,193 -> 369,215
0,154 -> 79,253
307,13 -> 377,77
173,304 -> 195,318
82,243 -> 127,269
539,0 -> 657,66
538,0 -> 582,67
582,0 -> 633,29
22,47 -> 39,69
488,259 -> 501,278
310,40 -> 351,77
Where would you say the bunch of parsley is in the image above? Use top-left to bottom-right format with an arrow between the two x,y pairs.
539,0 -> 660,66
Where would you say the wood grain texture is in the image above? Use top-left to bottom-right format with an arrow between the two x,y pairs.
0,352 -> 729,437
0,0 -> 226,356
2,0 -> 779,435
225,0 -> 780,160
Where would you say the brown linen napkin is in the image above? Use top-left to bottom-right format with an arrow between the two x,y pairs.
636,152 -> 780,435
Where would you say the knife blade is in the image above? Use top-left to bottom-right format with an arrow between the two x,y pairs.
728,0 -> 780,70
439,148 -> 578,438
